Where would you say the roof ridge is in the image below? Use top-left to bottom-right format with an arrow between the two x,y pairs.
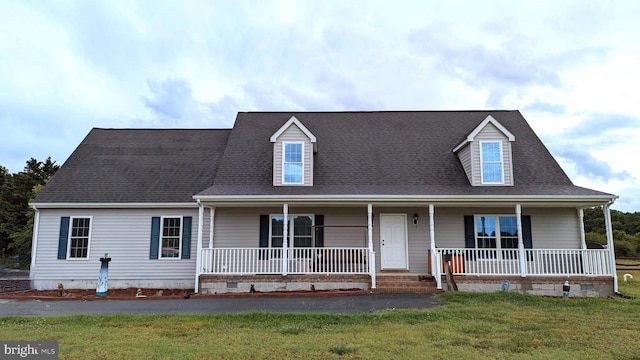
237,110 -> 520,114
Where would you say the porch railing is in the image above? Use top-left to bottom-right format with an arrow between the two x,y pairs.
201,247 -> 371,275
435,248 -> 613,276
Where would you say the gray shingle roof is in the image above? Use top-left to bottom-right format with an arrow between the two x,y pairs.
199,111 -> 612,197
34,129 -> 230,203
34,111 -> 614,204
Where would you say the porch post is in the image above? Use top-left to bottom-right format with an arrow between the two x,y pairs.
578,208 -> 587,250
429,204 -> 441,290
516,204 -> 527,277
603,202 -> 618,292
195,201 -> 204,293
282,203 -> 289,276
209,207 -> 216,248
367,203 -> 376,289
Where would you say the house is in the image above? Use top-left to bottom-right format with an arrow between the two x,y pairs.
29,111 -> 619,297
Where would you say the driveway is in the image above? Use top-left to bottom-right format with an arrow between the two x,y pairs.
0,293 -> 444,316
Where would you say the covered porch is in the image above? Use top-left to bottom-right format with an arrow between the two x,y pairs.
193,200 -> 618,296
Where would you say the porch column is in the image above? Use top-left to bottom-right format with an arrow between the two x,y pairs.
603,202 -> 618,292
516,204 -> 527,277
367,203 -> 376,289
578,208 -> 586,250
195,201 -> 204,293
209,207 -> 216,248
282,203 -> 289,276
429,204 -> 441,290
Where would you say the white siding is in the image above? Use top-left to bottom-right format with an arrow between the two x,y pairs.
272,124 -> 314,186
432,207 -> 581,249
457,144 -> 473,184
212,207 -> 369,248
526,208 -> 582,249
32,208 -> 200,288
213,207 -> 280,247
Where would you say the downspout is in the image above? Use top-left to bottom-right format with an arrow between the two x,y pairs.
194,200 -> 204,293
282,203 -> 288,276
367,204 -> 375,289
429,204 -> 441,290
603,200 -> 618,293
29,205 -> 40,282
578,208 -> 587,250
516,204 -> 526,277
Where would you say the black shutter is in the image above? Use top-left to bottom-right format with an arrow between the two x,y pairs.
181,217 -> 192,259
315,215 -> 324,247
259,215 -> 269,260
522,215 -> 532,249
57,217 -> 70,260
464,215 -> 475,248
149,217 -> 160,259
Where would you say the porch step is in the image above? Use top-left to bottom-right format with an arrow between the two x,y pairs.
374,274 -> 440,294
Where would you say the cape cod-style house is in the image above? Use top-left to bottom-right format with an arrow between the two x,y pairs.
29,111 -> 619,297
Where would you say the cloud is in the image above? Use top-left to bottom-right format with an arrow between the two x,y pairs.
523,100 -> 566,115
408,23 -> 608,106
553,147 -> 632,182
140,77 -> 238,128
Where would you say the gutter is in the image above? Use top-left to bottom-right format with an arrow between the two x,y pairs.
29,202 -> 199,209
193,194 -> 618,206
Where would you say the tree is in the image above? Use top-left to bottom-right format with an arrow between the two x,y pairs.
0,158 -> 59,268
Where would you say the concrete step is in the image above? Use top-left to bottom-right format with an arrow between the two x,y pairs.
373,286 -> 441,294
375,274 -> 438,294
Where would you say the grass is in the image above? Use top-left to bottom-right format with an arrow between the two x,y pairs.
617,258 -> 640,298
2,290 -> 640,359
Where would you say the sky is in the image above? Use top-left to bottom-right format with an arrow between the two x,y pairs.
1,0 -> 639,212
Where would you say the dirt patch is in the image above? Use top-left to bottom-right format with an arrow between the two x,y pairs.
0,288 -> 370,301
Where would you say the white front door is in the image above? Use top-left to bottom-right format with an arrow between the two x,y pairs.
380,214 -> 408,269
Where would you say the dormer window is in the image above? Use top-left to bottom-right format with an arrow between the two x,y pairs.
452,115 -> 515,187
270,116 -> 317,187
480,141 -> 504,184
283,142 -> 304,184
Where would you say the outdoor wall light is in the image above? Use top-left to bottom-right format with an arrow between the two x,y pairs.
413,213 -> 419,225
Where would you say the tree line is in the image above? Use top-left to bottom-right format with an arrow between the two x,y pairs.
584,207 -> 640,257
1,157 -> 639,268
0,157 -> 59,267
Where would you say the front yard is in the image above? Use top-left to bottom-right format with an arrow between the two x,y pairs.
2,286 -> 639,359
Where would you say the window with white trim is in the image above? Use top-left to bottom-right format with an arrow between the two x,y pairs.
475,215 -> 518,258
160,217 -> 182,258
480,141 -> 503,184
270,214 -> 314,248
69,217 -> 91,258
283,142 -> 303,184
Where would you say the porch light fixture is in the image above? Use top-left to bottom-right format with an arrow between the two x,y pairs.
413,213 -> 419,226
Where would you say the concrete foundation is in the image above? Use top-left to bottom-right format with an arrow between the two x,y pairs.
32,279 -> 195,291
199,274 -> 371,294
443,275 -> 614,298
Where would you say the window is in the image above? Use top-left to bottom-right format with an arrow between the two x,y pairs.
160,217 -> 182,258
283,142 -> 303,184
270,214 -> 314,248
475,215 -> 518,258
480,141 -> 503,184
69,217 -> 91,258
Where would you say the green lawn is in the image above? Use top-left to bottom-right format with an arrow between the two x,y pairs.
2,289 -> 639,359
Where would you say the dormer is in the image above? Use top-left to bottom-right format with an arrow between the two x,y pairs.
453,115 -> 515,186
270,116 -> 317,186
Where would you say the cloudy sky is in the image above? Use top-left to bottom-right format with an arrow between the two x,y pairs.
1,1 -> 639,211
